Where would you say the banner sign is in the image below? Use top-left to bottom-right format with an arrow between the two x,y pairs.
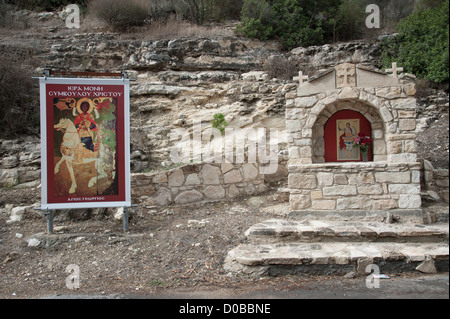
39,78 -> 131,209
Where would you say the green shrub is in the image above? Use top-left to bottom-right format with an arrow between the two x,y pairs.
236,0 -> 274,39
334,0 -> 366,42
237,0 -> 433,49
415,0 -> 447,10
211,113 -> 228,134
237,0 -> 342,50
381,0 -> 449,83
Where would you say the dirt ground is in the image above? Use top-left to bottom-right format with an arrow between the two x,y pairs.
0,185 -> 311,299
1,184 -> 449,300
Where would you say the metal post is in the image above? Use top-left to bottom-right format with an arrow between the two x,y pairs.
46,209 -> 54,234
123,207 -> 129,232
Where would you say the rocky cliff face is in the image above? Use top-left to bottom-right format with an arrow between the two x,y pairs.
0,23 -> 448,192
39,32 -> 391,172
41,32 -> 292,172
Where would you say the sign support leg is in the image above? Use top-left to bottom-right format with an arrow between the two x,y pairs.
123,207 -> 129,232
46,209 -> 54,234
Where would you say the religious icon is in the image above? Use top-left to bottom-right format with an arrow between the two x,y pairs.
53,96 -> 118,197
337,119 -> 360,161
73,98 -> 98,152
40,78 -> 131,210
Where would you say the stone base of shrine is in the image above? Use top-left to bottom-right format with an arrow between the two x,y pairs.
288,209 -> 423,223
287,161 -> 423,218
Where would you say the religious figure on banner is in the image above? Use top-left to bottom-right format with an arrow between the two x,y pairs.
73,99 -> 98,152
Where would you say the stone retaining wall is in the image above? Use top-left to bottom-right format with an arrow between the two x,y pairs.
423,160 -> 449,203
288,162 -> 422,213
131,160 -> 285,206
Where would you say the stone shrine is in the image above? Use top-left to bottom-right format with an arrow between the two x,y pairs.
285,62 -> 422,219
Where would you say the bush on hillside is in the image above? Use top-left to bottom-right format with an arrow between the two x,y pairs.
263,55 -> 297,80
415,0 -> 447,10
7,0 -> 87,11
174,0 -> 244,25
236,0 -> 274,40
0,57 -> 39,138
88,0 -> 149,31
174,0 -> 215,25
87,0 -> 244,30
211,113 -> 228,134
237,0 -> 345,50
333,0 -> 366,42
236,0 -> 435,49
213,0 -> 243,20
381,0 -> 449,83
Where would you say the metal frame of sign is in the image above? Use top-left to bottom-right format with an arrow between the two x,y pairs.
39,77 -> 131,210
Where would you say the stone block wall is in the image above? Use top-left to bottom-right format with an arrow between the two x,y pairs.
423,160 -> 449,203
288,162 -> 423,213
131,160 -> 283,206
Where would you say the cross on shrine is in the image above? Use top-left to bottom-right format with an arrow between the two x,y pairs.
340,65 -> 355,86
335,63 -> 356,88
385,62 -> 404,78
294,71 -> 309,87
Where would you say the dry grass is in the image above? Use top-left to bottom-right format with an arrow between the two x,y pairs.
77,13 -> 236,39
263,55 -> 297,81
144,17 -> 235,39
128,16 -> 236,40
1,5 -> 237,40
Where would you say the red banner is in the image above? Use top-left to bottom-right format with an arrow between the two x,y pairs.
40,78 -> 131,209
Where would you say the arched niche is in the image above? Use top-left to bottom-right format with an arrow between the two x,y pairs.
323,110 -> 372,162
311,100 -> 386,163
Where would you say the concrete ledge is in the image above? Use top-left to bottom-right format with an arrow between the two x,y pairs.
224,242 -> 449,276
288,209 -> 423,222
288,161 -> 422,173
245,219 -> 449,244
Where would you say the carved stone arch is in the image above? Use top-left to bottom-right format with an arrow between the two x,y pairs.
310,98 -> 386,163
307,87 -> 393,121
